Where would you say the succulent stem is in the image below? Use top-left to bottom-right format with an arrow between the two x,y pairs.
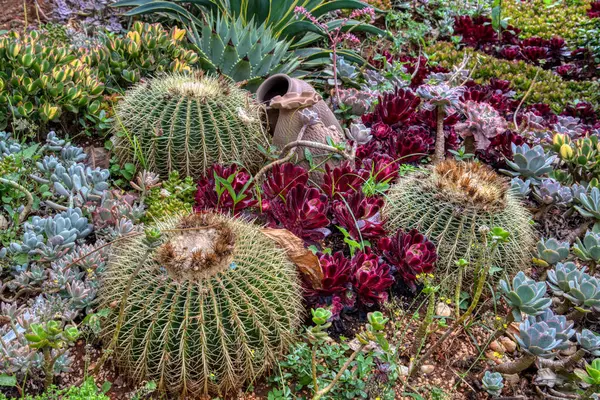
433,104 -> 445,163
538,349 -> 585,371
494,354 -> 536,374
0,178 -> 33,224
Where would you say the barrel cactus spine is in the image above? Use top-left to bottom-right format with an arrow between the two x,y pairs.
98,212 -> 304,396
383,160 -> 535,294
113,72 -> 270,179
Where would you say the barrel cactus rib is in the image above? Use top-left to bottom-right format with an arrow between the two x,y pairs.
114,73 -> 268,179
383,161 -> 535,294
99,213 -> 302,396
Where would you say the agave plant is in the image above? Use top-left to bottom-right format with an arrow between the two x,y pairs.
189,14 -> 300,90
577,329 -> 600,356
547,262 -> 586,296
482,371 -> 504,397
535,238 -> 570,266
112,0 -> 386,68
502,144 -> 556,182
499,271 -> 552,321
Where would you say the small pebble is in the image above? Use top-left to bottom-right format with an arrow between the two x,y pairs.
421,364 -> 435,374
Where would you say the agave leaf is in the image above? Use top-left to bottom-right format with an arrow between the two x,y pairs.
311,0 -> 382,16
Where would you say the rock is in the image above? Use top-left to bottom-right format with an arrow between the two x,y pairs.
420,365 -> 435,374
485,350 -> 504,365
85,146 -> 110,169
504,373 -> 520,385
500,337 -> 517,353
436,302 -> 452,317
489,340 -> 506,354
0,214 -> 7,230
399,365 -> 409,376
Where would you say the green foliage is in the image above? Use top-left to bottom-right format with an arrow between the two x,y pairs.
0,22 -> 198,135
98,212 -> 304,397
383,161 -> 535,295
189,14 -> 300,90
427,41 -> 600,111
578,17 -> 600,65
113,0 -> 386,44
84,22 -> 199,88
113,72 -> 269,179
144,171 -> 195,222
0,378 -> 110,400
503,0 -> 592,41
0,30 -> 105,132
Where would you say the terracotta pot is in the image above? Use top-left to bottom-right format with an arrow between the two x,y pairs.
257,74 -> 345,171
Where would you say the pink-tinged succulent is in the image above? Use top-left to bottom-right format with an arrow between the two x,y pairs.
387,126 -> 434,163
455,100 -> 508,150
360,152 -> 399,183
499,45 -> 521,60
371,122 -> 394,140
488,79 -> 513,94
521,46 -> 549,63
332,191 -> 386,240
194,164 -> 257,214
379,229 -> 437,289
588,0 -> 600,18
476,130 -> 526,167
323,162 -> 369,199
366,88 -> 420,126
261,162 -> 309,200
526,103 -> 558,125
307,252 -> 353,298
268,183 -> 330,242
351,251 -> 394,306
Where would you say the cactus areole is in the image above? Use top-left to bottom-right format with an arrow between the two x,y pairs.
99,213 -> 304,397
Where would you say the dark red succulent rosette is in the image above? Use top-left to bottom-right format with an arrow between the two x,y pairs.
359,152 -> 400,184
194,164 -> 257,214
365,87 -> 421,127
386,126 -> 434,163
562,102 -> 599,126
378,229 -> 437,290
267,183 -> 330,243
476,130 -> 526,167
351,250 -> 394,307
307,251 -> 353,299
261,162 -> 309,200
322,162 -> 369,200
332,191 -> 386,241
588,0 -> 600,18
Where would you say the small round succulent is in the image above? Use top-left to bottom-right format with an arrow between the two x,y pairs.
547,261 -> 586,296
482,370 -> 504,397
535,309 -> 575,350
500,271 -> 552,321
502,143 -> 556,182
516,318 -> 564,358
577,329 -> 600,356
510,177 -> 532,198
563,274 -> 600,310
573,230 -> 600,264
535,237 -> 570,267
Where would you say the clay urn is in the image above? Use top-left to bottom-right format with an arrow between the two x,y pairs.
257,74 -> 345,171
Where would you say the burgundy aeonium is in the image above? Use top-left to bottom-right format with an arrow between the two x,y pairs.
323,162 -> 369,199
267,183 -> 330,242
261,162 -> 309,200
332,191 -> 386,241
194,164 -> 257,214
378,229 -> 437,289
351,251 -> 394,307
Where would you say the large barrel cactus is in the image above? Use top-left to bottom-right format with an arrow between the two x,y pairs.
113,73 -> 269,178
383,160 -> 535,293
98,213 -> 303,397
